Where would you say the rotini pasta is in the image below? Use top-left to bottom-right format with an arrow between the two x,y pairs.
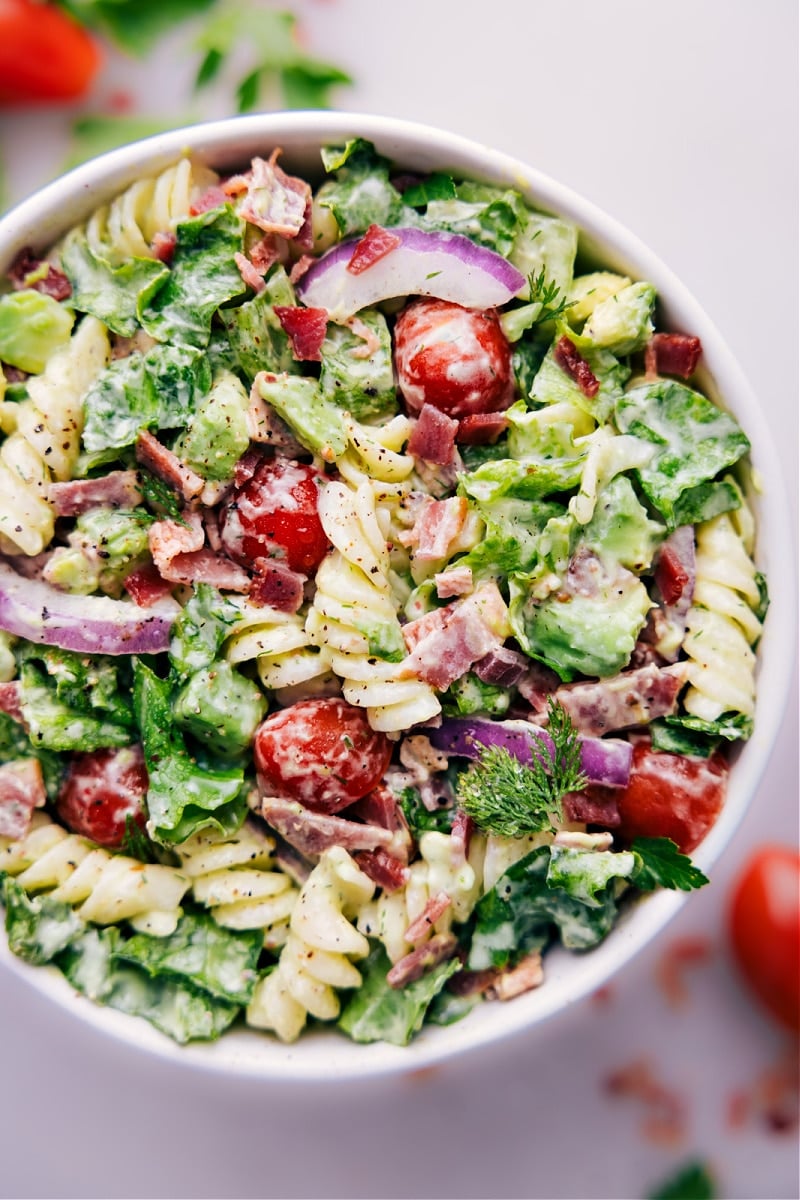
682,510 -> 763,720
246,846 -> 374,1042
224,598 -> 333,702
357,829 -> 486,963
82,159 -> 218,266
0,813 -> 190,935
307,479 -> 441,733
0,317 -> 110,555
176,821 -> 299,950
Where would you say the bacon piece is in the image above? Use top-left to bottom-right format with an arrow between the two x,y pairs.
450,808 -> 473,858
235,150 -> 311,238
353,848 -> 410,893
346,315 -> 382,359
273,306 -> 328,361
407,404 -> 459,466
435,566 -> 473,599
554,335 -> 600,398
473,646 -> 529,688
150,232 -> 176,264
135,430 -> 205,503
487,950 -> 544,1001
49,470 -> 144,517
404,891 -> 452,944
249,557 -> 306,613
289,254 -> 315,285
387,932 -> 458,988
233,445 -> 267,488
401,581 -> 508,691
250,234 -> 281,275
149,512 -> 250,591
656,936 -> 713,1008
123,562 -> 175,607
347,224 -> 402,275
294,196 -> 315,252
235,252 -> 267,294
563,785 -> 621,827
446,966 -> 500,997
645,333 -> 702,380
348,785 -> 413,862
261,796 -> 395,857
654,526 -> 695,610
400,495 -> 467,562
552,663 -> 685,737
0,760 -> 46,839
189,185 -> 229,216
0,681 -> 24,724
604,1058 -> 687,1148
8,248 -> 71,301
457,412 -> 509,445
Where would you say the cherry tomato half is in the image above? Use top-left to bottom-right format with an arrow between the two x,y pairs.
254,697 -> 393,814
729,845 -> 800,1032
219,457 -> 329,576
56,745 -> 148,849
583,739 -> 728,854
393,298 -> 514,419
0,0 -> 102,105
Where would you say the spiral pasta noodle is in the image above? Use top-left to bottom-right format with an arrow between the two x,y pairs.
682,510 -> 763,721
0,317 -> 110,556
307,480 -> 441,733
224,599 -> 333,702
0,813 -> 190,936
246,846 -> 374,1043
176,821 -> 300,950
83,159 -> 218,266
356,830 -> 486,963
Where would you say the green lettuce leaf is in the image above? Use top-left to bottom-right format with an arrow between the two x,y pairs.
60,229 -> 169,337
316,141 -> 412,235
113,913 -> 263,1005
17,647 -> 134,752
319,308 -> 397,419
546,846 -> 637,907
424,181 -> 528,257
337,942 -> 461,1046
0,291 -> 74,374
168,583 -> 242,681
530,333 -> 629,424
220,264 -> 301,381
2,878 -> 83,966
59,926 -> 240,1043
614,380 -> 750,526
81,342 -> 212,453
140,206 -> 245,347
467,845 -> 620,970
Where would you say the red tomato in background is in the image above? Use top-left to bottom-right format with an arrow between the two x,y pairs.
393,298 -> 514,419
0,0 -> 102,104
219,457 -> 329,576
56,745 -> 148,849
729,845 -> 800,1033
593,739 -> 728,853
254,697 -> 393,814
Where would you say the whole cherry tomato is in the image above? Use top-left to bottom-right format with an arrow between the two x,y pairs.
0,0 -> 102,105
254,697 -> 393,814
219,457 -> 329,576
393,298 -> 514,419
729,845 -> 800,1032
56,745 -> 148,849
582,739 -> 728,854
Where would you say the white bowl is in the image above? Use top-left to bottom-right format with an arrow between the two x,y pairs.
0,111 -> 792,1080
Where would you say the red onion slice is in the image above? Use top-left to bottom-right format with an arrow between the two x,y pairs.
0,562 -> 179,656
426,717 -> 632,788
296,227 -> 526,320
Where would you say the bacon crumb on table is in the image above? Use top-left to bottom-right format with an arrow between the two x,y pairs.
604,1057 -> 687,1148
655,936 -> 714,1008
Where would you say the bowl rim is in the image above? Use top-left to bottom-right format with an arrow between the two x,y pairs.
0,110 -> 794,1081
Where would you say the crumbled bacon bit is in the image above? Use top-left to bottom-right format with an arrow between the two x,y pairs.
273,305 -> 328,361
554,334 -> 600,398
347,224 -> 402,274
8,248 -> 71,301
249,557 -> 306,613
457,412 -> 509,445
123,562 -> 175,607
404,891 -> 452,944
726,1052 -> 799,1136
407,404 -> 459,466
387,933 -> 458,988
189,186 -> 230,216
353,848 -> 410,893
645,333 -> 703,380
150,232 -> 177,264
235,252 -> 267,294
289,254 -> 315,284
604,1058 -> 687,1147
655,936 -> 714,1008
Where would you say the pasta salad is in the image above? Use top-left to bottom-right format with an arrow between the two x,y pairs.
0,140 -> 766,1046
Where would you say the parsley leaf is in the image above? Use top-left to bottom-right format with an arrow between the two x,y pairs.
632,837 -> 710,892
647,1159 -> 716,1200
455,700 -> 588,837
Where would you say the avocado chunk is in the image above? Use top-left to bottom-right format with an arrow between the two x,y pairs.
255,371 -> 348,462
181,371 -> 250,482
0,291 -> 74,373
174,661 -> 267,755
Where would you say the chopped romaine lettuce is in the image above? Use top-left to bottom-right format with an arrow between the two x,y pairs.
319,308 -> 396,418
168,583 -> 242,680
174,660 -> 266,754
337,942 -> 460,1046
179,371 -> 250,482
0,291 -> 74,373
17,646 -> 135,752
2,878 -> 83,965
60,229 -> 169,337
579,475 -> 665,572
582,281 -> 656,354
255,372 -> 348,460
220,264 -> 301,380
546,846 -> 637,907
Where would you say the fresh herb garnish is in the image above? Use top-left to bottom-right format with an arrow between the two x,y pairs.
647,1159 -> 716,1200
632,837 -> 710,892
527,266 -> 574,324
455,700 -> 588,837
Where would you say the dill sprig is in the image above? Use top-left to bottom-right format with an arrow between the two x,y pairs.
527,267 -> 574,325
455,699 -> 588,838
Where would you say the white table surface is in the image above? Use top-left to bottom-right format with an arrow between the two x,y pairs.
0,3 -> 797,1197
